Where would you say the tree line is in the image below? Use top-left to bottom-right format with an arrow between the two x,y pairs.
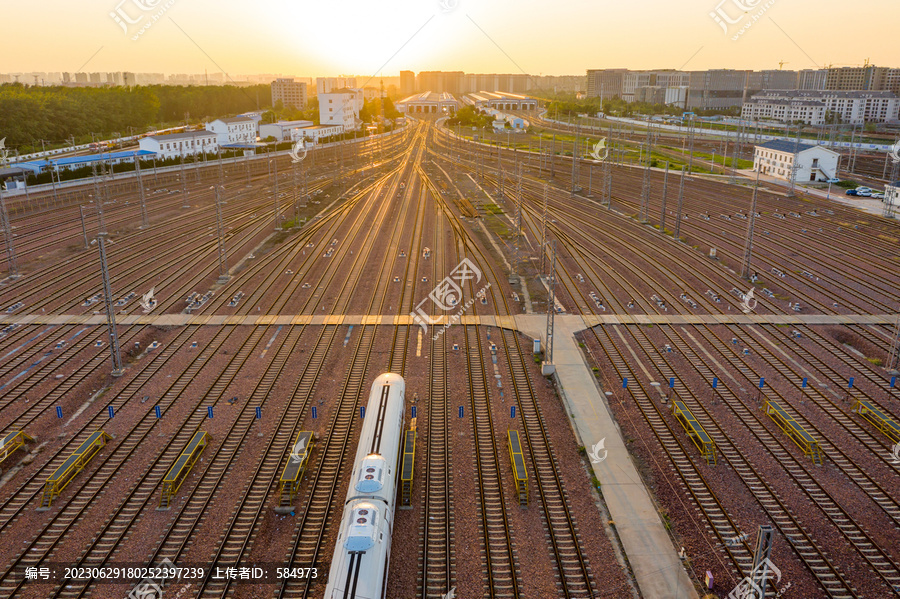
0,83 -> 272,154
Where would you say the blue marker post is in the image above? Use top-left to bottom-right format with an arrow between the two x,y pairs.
759,377 -> 765,389
510,406 -> 516,419
848,377 -> 854,388
891,376 -> 897,388
712,377 -> 718,389
108,406 -> 115,418
360,406 -> 365,419
622,378 -> 628,389
411,406 -> 417,419
207,406 -> 213,419
56,406 -> 63,419
669,377 -> 675,388
155,405 -> 162,419
311,406 -> 318,419
255,406 -> 262,419
459,406 -> 464,418
802,377 -> 808,388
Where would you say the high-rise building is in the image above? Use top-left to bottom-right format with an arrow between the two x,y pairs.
824,65 -> 888,91
586,69 -> 628,99
400,70 -> 415,95
316,77 -> 358,95
271,78 -> 308,109
686,69 -> 749,110
798,69 -> 827,91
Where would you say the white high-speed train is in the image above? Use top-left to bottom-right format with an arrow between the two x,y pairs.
323,372 -> 406,599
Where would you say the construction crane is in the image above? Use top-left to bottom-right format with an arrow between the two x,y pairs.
778,60 -> 789,70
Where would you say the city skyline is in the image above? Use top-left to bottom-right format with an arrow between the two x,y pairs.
2,0 -> 895,78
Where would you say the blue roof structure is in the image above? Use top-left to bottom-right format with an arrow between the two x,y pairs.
13,150 -> 156,173
757,140 -> 807,154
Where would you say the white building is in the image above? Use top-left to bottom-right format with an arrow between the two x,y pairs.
463,91 -> 538,111
292,124 -> 343,143
396,91 -> 458,114
743,90 -> 900,125
205,116 -> 258,144
741,97 -> 827,125
259,120 -> 315,141
885,182 -> 900,208
139,130 -> 218,160
319,88 -> 364,130
754,140 -> 839,182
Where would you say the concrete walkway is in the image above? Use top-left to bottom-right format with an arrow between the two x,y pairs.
0,312 -> 894,327
515,315 -> 699,599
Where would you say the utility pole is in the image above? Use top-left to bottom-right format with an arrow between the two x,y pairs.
540,183 -> 549,275
543,239 -> 557,375
0,186 -> 19,277
741,168 -> 761,279
550,134 -> 555,178
97,234 -> 124,377
887,314 -> 900,373
214,185 -> 229,282
787,126 -> 801,197
750,525 -> 775,599
180,155 -> 189,208
96,162 -> 107,235
640,123 -> 652,222
659,162 -> 669,232
674,166 -> 686,240
586,139 -> 593,197
570,123 -> 579,196
687,115 -> 696,175
80,205 -> 89,249
273,151 -> 281,231
511,163 -> 522,284
135,155 -> 148,228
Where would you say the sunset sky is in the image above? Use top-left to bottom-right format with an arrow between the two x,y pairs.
2,0 -> 896,77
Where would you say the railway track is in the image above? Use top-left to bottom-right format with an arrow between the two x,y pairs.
419,194 -> 455,599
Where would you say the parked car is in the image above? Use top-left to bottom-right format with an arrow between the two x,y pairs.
826,178 -> 840,184
872,193 -> 885,199
845,189 -> 858,196
857,190 -> 872,197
